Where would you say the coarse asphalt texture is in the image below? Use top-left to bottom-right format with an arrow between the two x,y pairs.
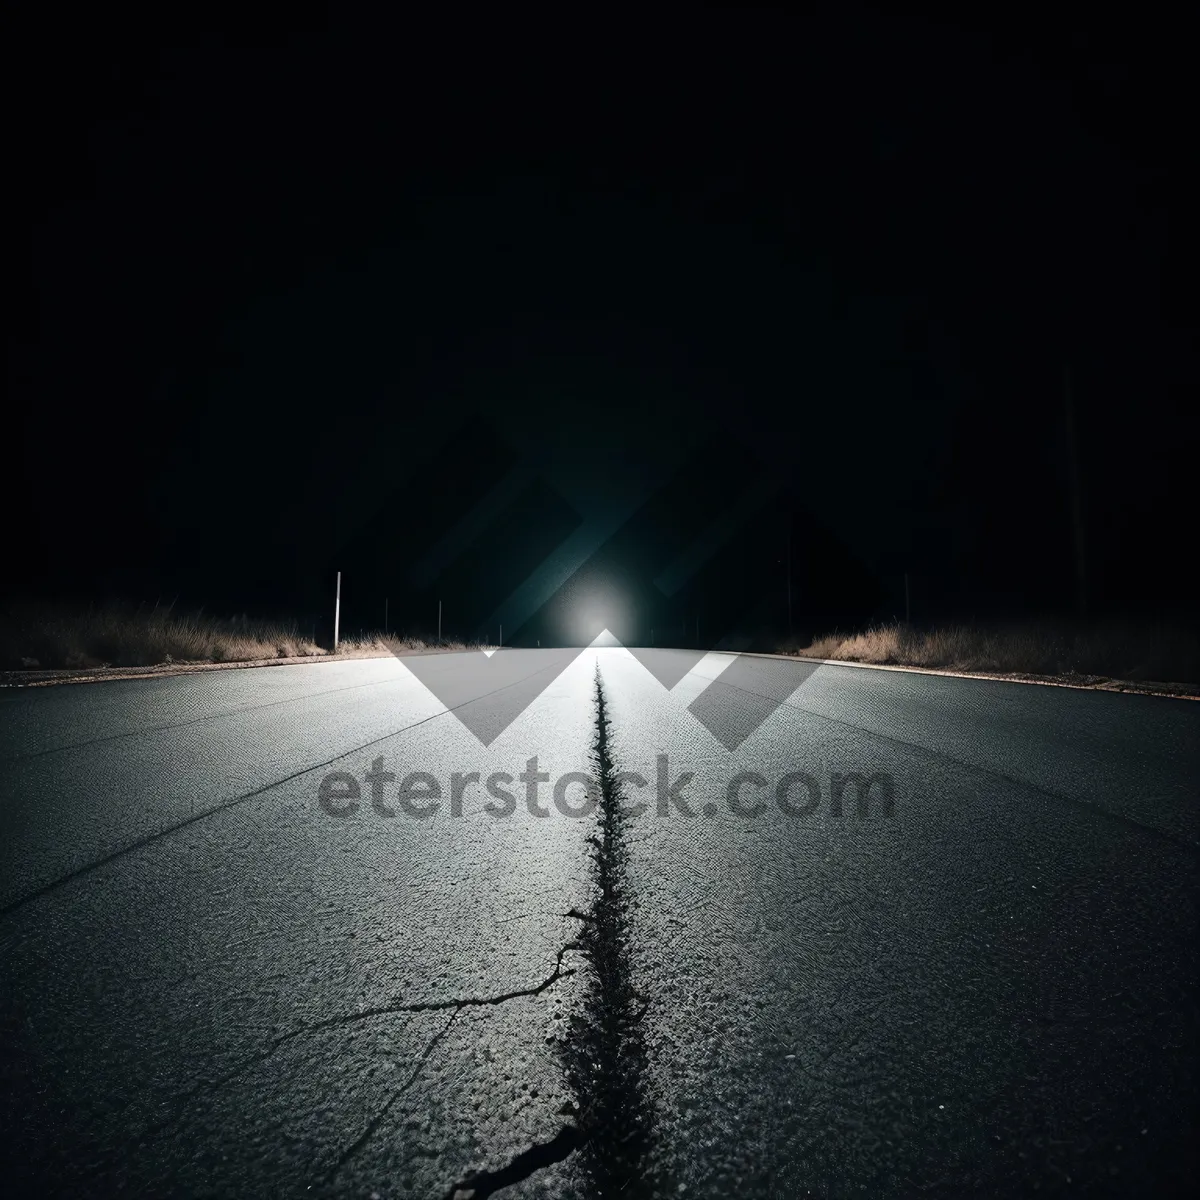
1,645 -> 1196,1197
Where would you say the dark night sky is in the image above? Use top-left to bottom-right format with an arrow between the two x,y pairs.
7,10 -> 1196,636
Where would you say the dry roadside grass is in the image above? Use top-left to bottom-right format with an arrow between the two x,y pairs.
330,633 -> 471,658
779,621 -> 1200,687
0,604 -> 470,671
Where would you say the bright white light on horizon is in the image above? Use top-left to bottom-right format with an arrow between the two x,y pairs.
572,589 -> 632,645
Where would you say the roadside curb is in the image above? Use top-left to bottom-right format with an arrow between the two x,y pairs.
0,646 -> 470,689
726,649 -> 1200,701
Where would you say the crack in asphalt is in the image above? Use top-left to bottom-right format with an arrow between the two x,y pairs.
25,658 -> 658,1196
318,934 -> 588,1189
0,655 -> 579,918
68,946 -> 580,1189
304,941 -> 578,1024
557,665 -> 655,1196
323,1006 -> 463,1185
440,1124 -> 588,1200
438,664 -> 656,1200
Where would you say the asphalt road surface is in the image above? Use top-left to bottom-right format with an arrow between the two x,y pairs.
1,647 -> 1197,1198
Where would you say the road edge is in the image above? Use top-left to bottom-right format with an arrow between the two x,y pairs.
0,647 -> 466,689
729,650 -> 1200,700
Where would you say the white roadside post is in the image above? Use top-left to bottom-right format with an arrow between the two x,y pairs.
334,571 -> 341,652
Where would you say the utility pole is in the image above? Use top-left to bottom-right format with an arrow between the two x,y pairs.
438,599 -> 442,641
904,572 -> 910,624
1064,364 -> 1088,618
499,623 -> 502,648
333,571 -> 341,652
384,597 -> 389,635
